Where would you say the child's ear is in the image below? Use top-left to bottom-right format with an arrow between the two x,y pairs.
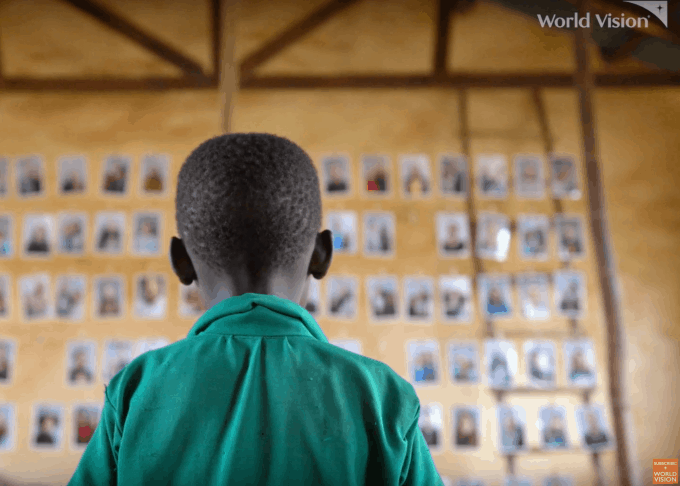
308,230 -> 333,280
169,237 -> 197,285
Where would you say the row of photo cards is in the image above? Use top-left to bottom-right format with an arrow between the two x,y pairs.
0,153 -> 580,201
0,155 -> 169,198
443,476 -> 575,486
304,271 -> 587,323
0,211 -> 586,262
418,402 -> 613,454
0,275 -> 205,322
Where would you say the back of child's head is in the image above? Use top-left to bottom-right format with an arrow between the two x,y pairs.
175,133 -> 322,276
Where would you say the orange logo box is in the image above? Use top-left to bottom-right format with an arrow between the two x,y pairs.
654,459 -> 678,484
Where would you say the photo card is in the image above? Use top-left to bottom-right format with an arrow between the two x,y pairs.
454,479 -> 485,486
476,212 -> 511,262
542,476 -> 574,486
438,154 -> 468,198
550,154 -> 581,200
439,276 -> 472,323
448,341 -> 480,385
101,155 -> 131,195
55,274 -> 86,321
517,214 -> 549,261
0,214 -> 13,258
0,338 -> 16,384
497,405 -> 528,454
576,404 -> 613,452
503,477 -> 533,486
366,275 -> 399,322
57,212 -> 87,255
102,339 -> 134,384
322,155 -> 351,196
304,278 -> 321,316
485,339 -> 517,389
326,275 -> 358,320
0,275 -> 9,320
0,403 -> 16,451
400,154 -> 432,198
362,212 -> 396,258
16,155 -> 46,197
94,212 -> 126,255
436,212 -> 470,259
563,339 -> 597,388
554,270 -> 586,319
419,402 -> 444,452
140,154 -> 169,195
517,273 -> 551,321
538,405 -> 569,451
361,154 -> 391,195
406,340 -> 440,386
524,340 -> 557,389
22,214 -> 55,257
131,212 -> 162,256
30,403 -> 65,450
0,157 -> 8,197
476,154 -> 508,199
134,273 -> 167,319
326,211 -> 358,255
478,274 -> 513,320
93,275 -> 125,319
329,339 -> 362,355
555,215 -> 585,261
20,273 -> 52,321
65,340 -> 97,387
58,156 -> 87,195
404,276 -> 435,323
133,337 -> 170,359
71,403 -> 102,450
179,282 -> 206,318
452,405 -> 481,451
514,155 -> 546,199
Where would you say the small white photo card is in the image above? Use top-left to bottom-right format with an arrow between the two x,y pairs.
452,405 -> 482,451
0,275 -> 9,321
555,214 -> 585,261
438,154 -> 468,198
419,402 -> 444,453
514,154 -> 546,199
58,155 -> 88,195
448,341 -> 480,385
0,338 -> 16,384
455,479 -> 485,486
366,275 -> 399,322
503,477 -> 533,486
329,339 -> 362,355
94,211 -> 126,255
327,211 -> 358,255
476,154 -> 508,199
524,340 -> 557,389
326,275 -> 358,320
576,404 -> 614,452
102,339 -> 134,384
131,212 -> 162,256
140,153 -> 170,196
554,270 -> 586,319
362,212 -> 396,258
179,282 -> 206,318
497,405 -> 528,455
439,276 -> 472,323
404,276 -> 435,323
322,154 -> 352,197
101,155 -> 131,196
134,273 -> 167,319
563,339 -> 598,388
517,273 -> 551,321
361,154 -> 391,195
0,157 -> 8,197
71,403 -> 102,450
485,339 -> 517,389
478,274 -> 513,320
400,154 -> 432,198
517,214 -> 549,261
538,405 -> 570,451
407,340 -> 441,387
133,337 -> 170,359
304,278 -> 321,317
0,403 -> 16,451
93,275 -> 125,319
65,340 -> 97,387
22,213 -> 55,258
0,214 -> 14,258
30,403 -> 65,451
57,212 -> 88,255
542,476 -> 574,486
476,212 -> 511,262
436,212 -> 471,259
55,274 -> 86,321
550,154 -> 581,200
20,273 -> 53,321
16,155 -> 46,198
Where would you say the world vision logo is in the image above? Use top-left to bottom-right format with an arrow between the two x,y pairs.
653,458 -> 679,484
537,1 -> 668,29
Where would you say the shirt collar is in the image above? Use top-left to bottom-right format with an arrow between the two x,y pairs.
187,293 -> 328,342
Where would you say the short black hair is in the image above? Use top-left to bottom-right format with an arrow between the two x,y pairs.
176,133 -> 322,275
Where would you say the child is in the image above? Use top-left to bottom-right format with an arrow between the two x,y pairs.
68,133 -> 444,485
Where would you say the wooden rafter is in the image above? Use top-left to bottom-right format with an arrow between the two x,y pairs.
434,0 -> 456,76
60,0 -> 207,77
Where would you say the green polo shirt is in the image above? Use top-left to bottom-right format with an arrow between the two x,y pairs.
68,293 -> 444,486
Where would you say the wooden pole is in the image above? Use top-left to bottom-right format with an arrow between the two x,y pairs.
218,0 -> 241,133
573,1 -> 637,485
